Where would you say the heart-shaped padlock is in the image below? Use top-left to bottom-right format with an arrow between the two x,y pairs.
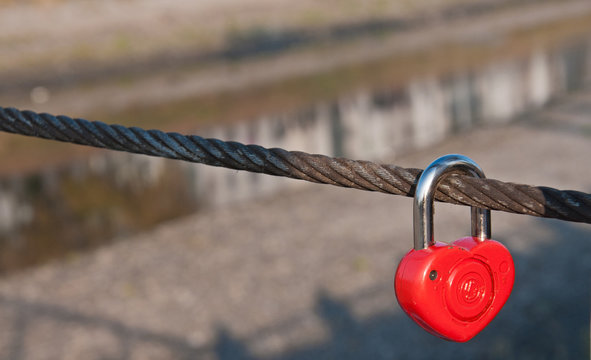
394,154 -> 514,342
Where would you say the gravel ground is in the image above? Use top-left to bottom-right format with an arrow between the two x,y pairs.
0,91 -> 590,359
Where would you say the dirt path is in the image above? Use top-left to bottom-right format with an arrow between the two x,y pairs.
0,0 -> 526,77
2,0 -> 587,100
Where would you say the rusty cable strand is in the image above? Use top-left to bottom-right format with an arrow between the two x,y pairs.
1,106 -> 590,224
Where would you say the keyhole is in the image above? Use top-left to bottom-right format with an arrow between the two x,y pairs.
429,270 -> 438,281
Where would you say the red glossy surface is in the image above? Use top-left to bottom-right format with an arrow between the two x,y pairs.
394,237 -> 514,342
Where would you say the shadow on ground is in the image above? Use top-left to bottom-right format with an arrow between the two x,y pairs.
0,218 -> 589,359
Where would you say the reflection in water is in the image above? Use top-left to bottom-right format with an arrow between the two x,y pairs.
0,36 -> 590,272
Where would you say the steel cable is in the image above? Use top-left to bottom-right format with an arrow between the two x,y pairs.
1,106 -> 590,224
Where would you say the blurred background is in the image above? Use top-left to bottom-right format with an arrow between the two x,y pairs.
0,0 -> 590,358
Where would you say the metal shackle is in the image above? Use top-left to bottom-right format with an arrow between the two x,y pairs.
413,154 -> 491,250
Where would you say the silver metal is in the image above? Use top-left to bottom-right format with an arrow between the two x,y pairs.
413,154 -> 491,250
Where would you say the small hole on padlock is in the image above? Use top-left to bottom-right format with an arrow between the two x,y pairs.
429,270 -> 438,281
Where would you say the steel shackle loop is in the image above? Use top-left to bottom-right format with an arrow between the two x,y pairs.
413,154 -> 491,250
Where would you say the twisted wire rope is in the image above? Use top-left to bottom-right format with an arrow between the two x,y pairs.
1,106 -> 590,224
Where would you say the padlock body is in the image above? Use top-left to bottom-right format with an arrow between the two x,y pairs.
394,237 -> 514,342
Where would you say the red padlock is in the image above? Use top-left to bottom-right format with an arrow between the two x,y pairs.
394,154 -> 514,342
